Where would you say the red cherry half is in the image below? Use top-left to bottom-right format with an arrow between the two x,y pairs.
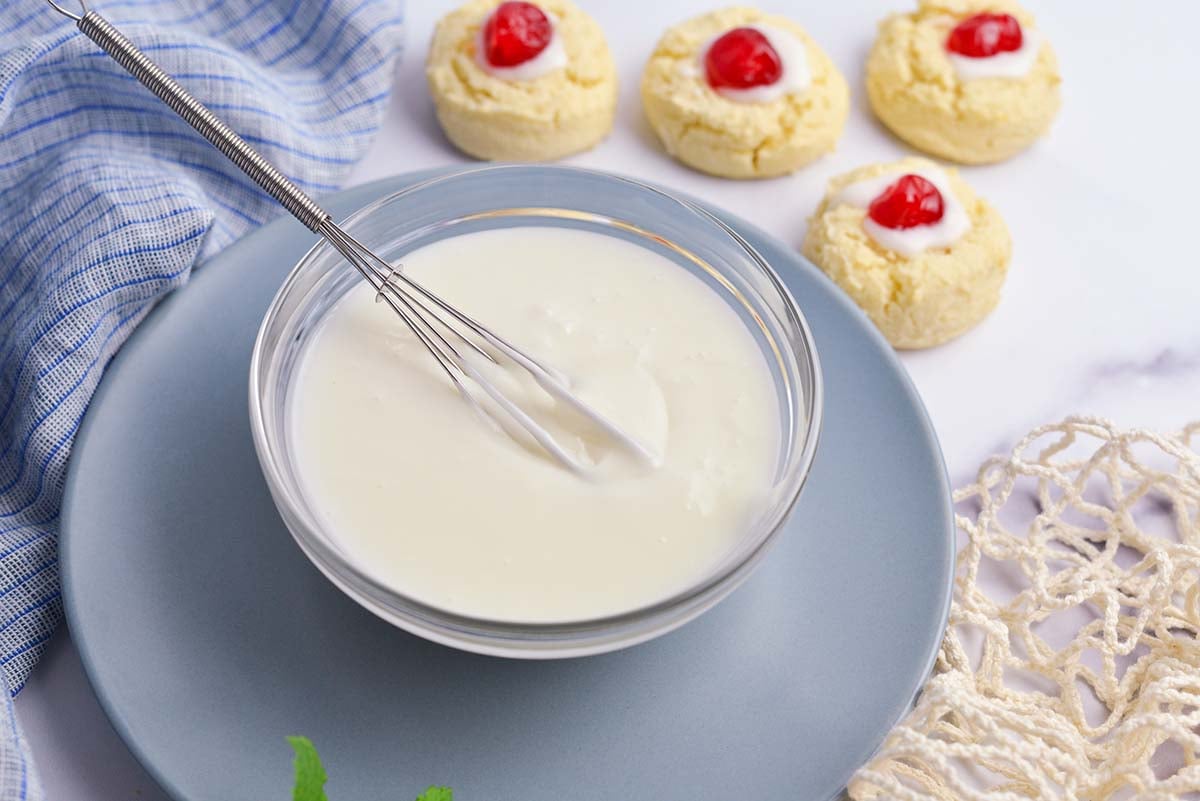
483,1 -> 552,67
868,175 -> 945,230
946,13 -> 1023,58
705,27 -> 783,90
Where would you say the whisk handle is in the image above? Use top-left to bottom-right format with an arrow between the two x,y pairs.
73,10 -> 331,232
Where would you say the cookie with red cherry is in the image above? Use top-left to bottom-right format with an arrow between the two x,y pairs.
802,158 -> 1011,348
426,0 -> 617,161
866,0 -> 1061,164
641,7 -> 849,179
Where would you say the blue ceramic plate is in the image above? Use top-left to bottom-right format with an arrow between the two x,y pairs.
61,171 -> 953,801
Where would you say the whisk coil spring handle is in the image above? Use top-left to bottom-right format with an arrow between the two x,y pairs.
45,0 -> 331,233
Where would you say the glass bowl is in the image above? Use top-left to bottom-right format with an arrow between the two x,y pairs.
248,165 -> 823,658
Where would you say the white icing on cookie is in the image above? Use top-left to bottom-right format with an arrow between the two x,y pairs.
831,167 -> 971,257
692,25 -> 811,104
948,28 -> 1042,81
475,12 -> 567,81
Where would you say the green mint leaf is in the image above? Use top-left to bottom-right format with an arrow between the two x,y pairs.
287,736 -> 329,801
414,786 -> 453,801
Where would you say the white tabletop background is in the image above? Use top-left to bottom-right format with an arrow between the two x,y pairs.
17,0 -> 1200,795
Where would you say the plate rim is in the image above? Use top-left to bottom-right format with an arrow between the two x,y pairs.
60,169 -> 955,801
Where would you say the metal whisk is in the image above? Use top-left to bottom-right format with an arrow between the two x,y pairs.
43,0 -> 654,473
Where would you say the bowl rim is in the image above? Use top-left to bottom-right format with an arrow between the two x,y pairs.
248,163 -> 824,645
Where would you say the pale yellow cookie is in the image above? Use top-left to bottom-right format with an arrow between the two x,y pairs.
802,158 -> 1011,349
866,0 -> 1061,164
426,0 -> 617,161
640,7 -> 849,179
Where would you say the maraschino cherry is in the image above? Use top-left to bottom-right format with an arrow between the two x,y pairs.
705,27 -> 783,90
483,1 -> 553,67
946,13 -> 1023,58
868,175 -> 944,230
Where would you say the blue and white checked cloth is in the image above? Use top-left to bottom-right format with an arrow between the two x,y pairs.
0,0 -> 402,793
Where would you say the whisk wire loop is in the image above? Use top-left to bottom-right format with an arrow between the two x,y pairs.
316,219 -> 641,473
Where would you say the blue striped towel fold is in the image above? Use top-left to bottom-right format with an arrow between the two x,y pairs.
0,0 -> 403,793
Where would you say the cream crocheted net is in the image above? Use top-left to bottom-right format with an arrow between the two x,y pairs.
850,417 -> 1200,801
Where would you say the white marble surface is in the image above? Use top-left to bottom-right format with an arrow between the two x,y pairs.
17,0 -> 1200,795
